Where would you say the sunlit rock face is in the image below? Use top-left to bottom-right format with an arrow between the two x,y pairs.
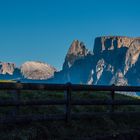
92,36 -> 140,86
50,40 -> 94,84
93,36 -> 134,54
52,36 -> 140,86
124,38 -> 140,74
0,61 -> 57,81
0,62 -> 15,75
21,61 -> 57,80
125,50 -> 140,86
110,71 -> 128,86
0,62 -> 21,80
1,36 -> 140,87
63,40 -> 90,70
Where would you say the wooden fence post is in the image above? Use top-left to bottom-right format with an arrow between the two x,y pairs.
65,82 -> 72,123
12,82 -> 21,117
16,89 -> 21,115
110,84 -> 115,113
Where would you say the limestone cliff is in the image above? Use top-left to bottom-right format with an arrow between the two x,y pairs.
0,61 -> 57,81
1,36 -> 140,88
92,36 -> 140,85
93,36 -> 134,54
63,40 -> 90,70
52,36 -> 140,87
0,62 -> 15,75
21,61 -> 57,80
0,62 -> 21,80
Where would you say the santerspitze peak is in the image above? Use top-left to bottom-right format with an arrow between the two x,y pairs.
63,40 -> 91,69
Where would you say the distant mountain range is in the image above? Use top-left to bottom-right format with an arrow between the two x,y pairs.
0,61 -> 56,82
1,36 -> 140,87
49,36 -> 140,87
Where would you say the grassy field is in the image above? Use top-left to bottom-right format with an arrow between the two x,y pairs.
0,80 -> 17,83
0,90 -> 140,139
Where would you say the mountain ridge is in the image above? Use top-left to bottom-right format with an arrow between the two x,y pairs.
50,36 -> 140,86
0,61 -> 57,81
0,36 -> 140,88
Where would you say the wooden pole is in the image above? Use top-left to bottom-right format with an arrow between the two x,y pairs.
12,81 -> 21,117
110,84 -> 115,112
65,82 -> 72,123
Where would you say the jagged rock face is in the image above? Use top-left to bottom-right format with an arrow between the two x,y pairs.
93,36 -> 134,54
21,61 -> 57,80
52,36 -> 140,87
92,36 -> 140,86
0,62 -> 21,80
0,61 -> 57,81
0,62 -> 15,75
1,36 -> 140,89
124,39 -> 140,74
49,40 -> 94,84
110,71 -> 128,86
96,59 -> 106,82
63,40 -> 90,70
125,55 -> 140,86
51,54 -> 94,84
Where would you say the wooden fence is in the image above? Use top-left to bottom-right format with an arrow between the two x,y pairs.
0,82 -> 140,123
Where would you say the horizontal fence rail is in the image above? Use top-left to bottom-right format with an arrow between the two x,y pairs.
0,82 -> 140,123
0,99 -> 140,106
0,82 -> 140,91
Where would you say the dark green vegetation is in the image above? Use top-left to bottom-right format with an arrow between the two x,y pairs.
0,90 -> 140,139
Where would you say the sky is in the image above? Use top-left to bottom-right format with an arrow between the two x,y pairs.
0,0 -> 140,70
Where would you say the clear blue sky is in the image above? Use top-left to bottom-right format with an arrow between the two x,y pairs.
0,0 -> 140,70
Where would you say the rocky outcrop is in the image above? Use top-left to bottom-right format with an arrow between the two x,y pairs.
1,36 -> 140,91
21,61 -> 57,80
0,62 -> 21,80
93,36 -> 134,54
49,40 -> 94,84
0,62 -> 15,75
124,38 -> 140,74
63,40 -> 91,70
92,36 -> 140,86
0,61 -> 57,81
51,36 -> 140,88
110,71 -> 128,86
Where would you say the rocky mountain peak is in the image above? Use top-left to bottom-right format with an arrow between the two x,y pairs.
21,61 -> 57,80
63,40 -> 90,69
67,40 -> 87,55
93,36 -> 134,54
0,62 -> 16,75
51,36 -> 140,89
1,35 -> 140,91
124,38 -> 140,74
